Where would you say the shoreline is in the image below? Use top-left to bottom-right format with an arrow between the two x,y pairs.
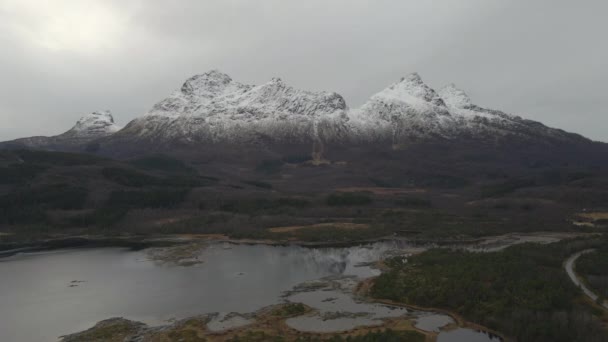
4,231 -> 597,340
355,273 -> 509,341
0,230 -> 592,258
43,236 -> 507,341
58,275 -> 506,342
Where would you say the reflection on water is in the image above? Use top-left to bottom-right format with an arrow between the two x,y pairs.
289,290 -> 407,317
206,313 -> 252,332
0,242 -> 397,342
0,241 -> 501,342
286,289 -> 407,332
414,314 -> 454,332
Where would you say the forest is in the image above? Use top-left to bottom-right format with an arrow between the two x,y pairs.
371,238 -> 608,342
577,241 -> 608,300
2,149 -> 607,245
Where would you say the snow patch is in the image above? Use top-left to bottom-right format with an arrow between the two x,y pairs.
65,110 -> 121,137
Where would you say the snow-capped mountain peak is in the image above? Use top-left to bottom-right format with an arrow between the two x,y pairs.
350,72 -> 453,141
122,70 -> 350,144
349,72 -> 587,144
1,110 -> 121,149
1,70 -> 590,152
372,73 -> 446,108
438,84 -> 472,109
402,72 -> 422,82
180,70 -> 234,97
65,110 -> 121,137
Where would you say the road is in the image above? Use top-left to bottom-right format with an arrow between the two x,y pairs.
564,249 -> 608,310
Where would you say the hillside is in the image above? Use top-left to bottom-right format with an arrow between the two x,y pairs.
1,146 -> 607,247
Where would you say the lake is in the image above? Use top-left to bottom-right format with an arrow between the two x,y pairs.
0,241 -> 499,341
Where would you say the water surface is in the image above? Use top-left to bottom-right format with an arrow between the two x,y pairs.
286,289 -> 407,332
0,243 -> 393,341
0,241 -> 499,342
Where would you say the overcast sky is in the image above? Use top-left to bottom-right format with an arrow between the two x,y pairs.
0,0 -> 606,142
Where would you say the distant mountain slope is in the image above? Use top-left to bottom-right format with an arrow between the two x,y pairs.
113,70 -> 350,145
0,71 -> 592,155
350,73 -> 455,142
109,70 -> 589,149
3,111 -> 120,150
437,84 -> 586,144
351,73 -> 587,145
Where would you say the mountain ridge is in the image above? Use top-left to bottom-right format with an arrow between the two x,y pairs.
4,110 -> 121,150
1,70 -> 592,154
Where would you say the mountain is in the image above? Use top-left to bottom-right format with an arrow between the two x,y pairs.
0,71 -> 593,155
3,111 -> 121,151
350,73 -> 455,142
350,73 -> 587,145
107,70 -> 587,149
112,70 -> 350,146
436,84 -> 585,144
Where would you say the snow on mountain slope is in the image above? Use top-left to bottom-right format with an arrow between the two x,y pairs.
437,84 -> 586,143
438,84 -> 473,110
60,110 -> 121,138
346,74 -> 585,145
4,111 -> 121,149
2,70 -> 589,152
117,70 -> 350,144
349,73 -> 456,142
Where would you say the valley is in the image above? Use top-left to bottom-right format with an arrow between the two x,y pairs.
0,142 -> 607,340
1,70 -> 607,341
